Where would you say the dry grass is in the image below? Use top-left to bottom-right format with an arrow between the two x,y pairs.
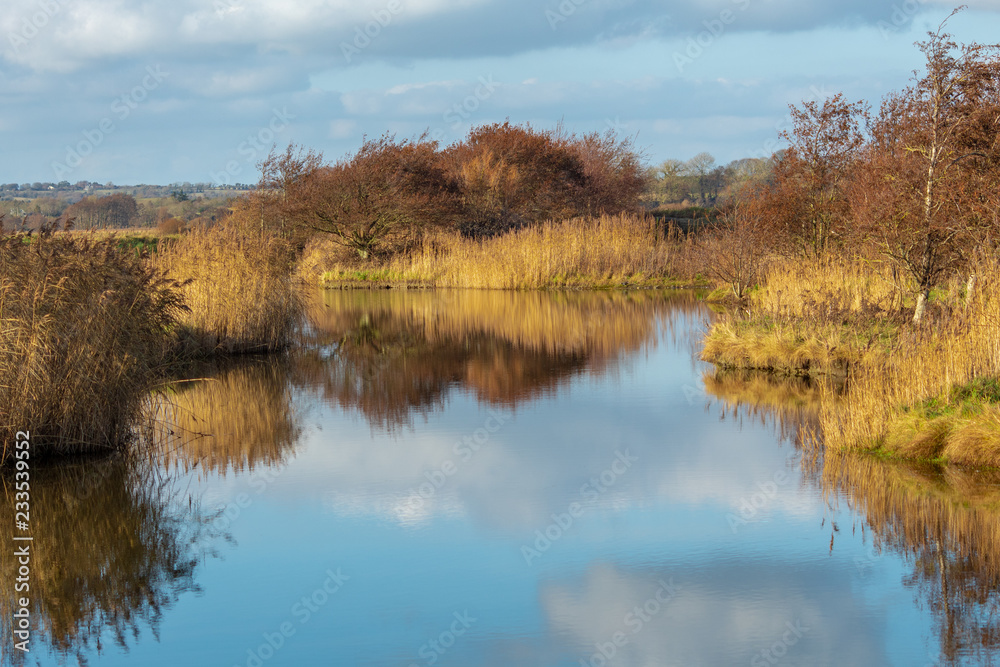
0,233 -> 182,459
299,214 -> 699,289
700,256 -> 902,374
702,252 -> 1000,466
154,214 -> 299,355
820,257 -> 1000,466
700,317 -> 887,375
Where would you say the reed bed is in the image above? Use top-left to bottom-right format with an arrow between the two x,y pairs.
702,250 -> 1000,465
301,214 -> 697,289
0,233 -> 182,459
154,218 -> 299,355
820,259 -> 1000,465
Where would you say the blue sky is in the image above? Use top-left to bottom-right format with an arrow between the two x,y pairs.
2,0 -> 999,185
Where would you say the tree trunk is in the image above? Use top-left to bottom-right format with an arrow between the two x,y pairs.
964,273 -> 976,308
913,290 -> 929,324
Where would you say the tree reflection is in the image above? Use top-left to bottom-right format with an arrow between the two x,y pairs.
298,289 -> 703,430
825,454 -> 1000,665
0,457 -> 219,666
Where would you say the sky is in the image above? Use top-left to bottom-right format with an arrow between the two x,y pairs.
2,0 -> 1000,186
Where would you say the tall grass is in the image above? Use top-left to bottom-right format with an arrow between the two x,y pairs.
820,256 -> 1000,465
702,250 -> 1000,465
155,215 -> 299,355
301,214 -> 698,289
0,233 -> 182,459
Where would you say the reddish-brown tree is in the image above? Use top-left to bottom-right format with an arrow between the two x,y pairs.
851,11 -> 1000,321
282,135 -> 457,258
766,94 -> 868,257
444,122 -> 587,236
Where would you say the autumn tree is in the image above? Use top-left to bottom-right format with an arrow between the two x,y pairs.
769,94 -> 867,257
567,129 -> 646,216
65,194 -> 139,229
283,135 -> 457,258
444,122 -> 587,237
851,11 -> 1000,321
696,193 -> 770,300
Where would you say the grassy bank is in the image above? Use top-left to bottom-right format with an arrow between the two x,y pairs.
1,214 -> 298,459
298,213 -> 702,289
701,255 -> 1000,467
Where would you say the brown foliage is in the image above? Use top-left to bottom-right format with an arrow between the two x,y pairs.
281,135 -> 457,258
849,12 -> 1000,319
444,122 -> 586,237
696,195 -> 770,300
765,94 -> 867,257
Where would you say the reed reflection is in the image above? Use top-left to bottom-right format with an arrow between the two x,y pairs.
0,457 -> 218,666
824,454 -> 1000,665
300,289 -> 702,430
154,356 -> 302,476
706,367 -> 1000,664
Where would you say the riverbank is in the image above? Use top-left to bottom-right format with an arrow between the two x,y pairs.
297,213 -> 706,290
700,257 -> 1000,468
0,212 -> 299,460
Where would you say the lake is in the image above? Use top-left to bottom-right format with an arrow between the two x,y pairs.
6,289 -> 1000,666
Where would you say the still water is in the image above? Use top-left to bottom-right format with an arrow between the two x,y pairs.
5,290 -> 1000,666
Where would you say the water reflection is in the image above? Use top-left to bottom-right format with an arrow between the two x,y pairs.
0,457 -> 217,666
706,367 -> 1000,665
154,356 -> 302,476
701,368 -> 833,449
824,454 -> 1000,665
299,289 -> 703,430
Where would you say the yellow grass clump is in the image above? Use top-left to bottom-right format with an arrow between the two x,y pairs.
0,233 -> 182,459
300,214 -> 696,289
820,258 -> 1000,466
155,212 -> 299,355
